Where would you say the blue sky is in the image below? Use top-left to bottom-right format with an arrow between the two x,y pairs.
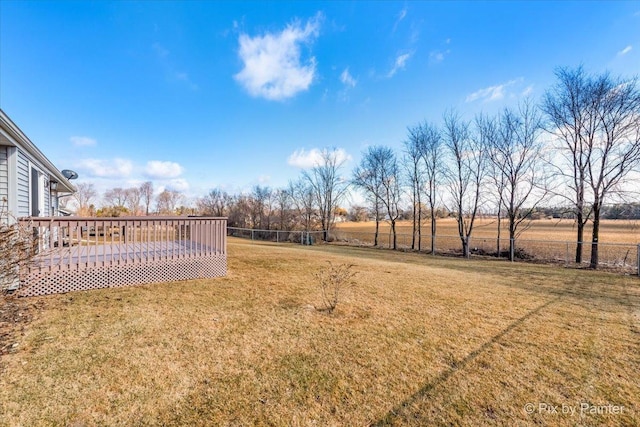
1,1 -> 639,204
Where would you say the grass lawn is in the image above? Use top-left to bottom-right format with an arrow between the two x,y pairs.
1,237 -> 639,426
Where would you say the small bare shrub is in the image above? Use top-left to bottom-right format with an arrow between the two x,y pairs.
314,262 -> 356,314
1,202 -> 37,295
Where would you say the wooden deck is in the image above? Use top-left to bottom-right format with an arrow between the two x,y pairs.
18,216 -> 227,296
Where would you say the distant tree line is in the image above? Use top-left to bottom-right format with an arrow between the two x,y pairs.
63,66 -> 640,270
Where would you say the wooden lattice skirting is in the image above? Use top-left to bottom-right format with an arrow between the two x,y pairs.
18,255 -> 227,297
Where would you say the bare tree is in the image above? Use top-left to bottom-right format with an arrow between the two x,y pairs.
377,147 -> 403,250
418,122 -> 444,255
274,188 -> 293,230
348,205 -> 369,222
543,67 -> 640,267
197,189 -> 230,216
251,185 -> 273,230
72,182 -> 97,216
543,67 -> 596,264
228,194 -> 251,228
352,146 -> 384,246
489,101 -> 546,260
303,148 -> 349,241
125,187 -> 142,216
354,146 -> 402,249
156,190 -> 182,215
404,125 -> 425,250
289,179 -> 315,232
443,111 -> 487,258
103,187 -> 129,210
140,181 -> 154,216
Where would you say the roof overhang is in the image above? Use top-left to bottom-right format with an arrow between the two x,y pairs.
0,109 -> 76,193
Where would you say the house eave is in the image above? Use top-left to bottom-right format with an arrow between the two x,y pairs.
0,109 -> 76,194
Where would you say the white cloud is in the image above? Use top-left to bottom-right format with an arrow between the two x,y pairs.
287,148 -> 352,169
466,78 -> 523,103
145,160 -> 184,179
387,53 -> 411,78
392,7 -> 407,32
165,178 -> 190,193
76,158 -> 133,178
70,136 -> 97,147
430,51 -> 444,63
234,14 -> 322,101
618,45 -> 633,56
340,68 -> 357,87
522,85 -> 534,97
429,49 -> 451,64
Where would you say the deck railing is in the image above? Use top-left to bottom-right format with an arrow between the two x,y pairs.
17,216 -> 227,296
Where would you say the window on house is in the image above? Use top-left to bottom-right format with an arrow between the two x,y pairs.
30,167 -> 45,217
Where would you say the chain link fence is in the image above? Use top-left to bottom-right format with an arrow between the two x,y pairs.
228,227 -> 325,245
228,227 -> 640,275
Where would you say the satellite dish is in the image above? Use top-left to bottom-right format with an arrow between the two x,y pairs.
61,169 -> 79,180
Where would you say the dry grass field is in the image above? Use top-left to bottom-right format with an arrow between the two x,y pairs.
335,218 -> 640,244
1,238 -> 639,426
333,219 -> 640,270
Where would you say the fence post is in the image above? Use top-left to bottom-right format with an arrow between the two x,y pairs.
637,244 -> 639,277
566,242 -> 569,266
276,230 -> 279,243
251,229 -> 254,241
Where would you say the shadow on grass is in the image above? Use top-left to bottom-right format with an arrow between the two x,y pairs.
370,295 -> 562,426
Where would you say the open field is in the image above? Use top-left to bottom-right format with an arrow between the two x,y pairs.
332,219 -> 640,270
335,218 -> 640,244
1,238 -> 639,425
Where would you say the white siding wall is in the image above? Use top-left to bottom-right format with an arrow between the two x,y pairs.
16,149 -> 31,217
43,175 -> 50,216
0,146 -> 8,220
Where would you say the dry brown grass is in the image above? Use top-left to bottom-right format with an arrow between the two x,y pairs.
1,238 -> 639,425
336,218 -> 640,244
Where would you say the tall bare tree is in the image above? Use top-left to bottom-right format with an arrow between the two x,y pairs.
303,148 -> 349,241
376,147 -> 403,250
103,187 -> 129,210
125,187 -> 142,216
72,182 -> 97,216
274,188 -> 293,230
251,185 -> 273,230
543,67 -> 640,267
156,189 -> 182,215
197,189 -> 230,216
354,146 -> 402,249
443,111 -> 487,258
404,125 -> 425,250
289,179 -> 315,232
418,122 -> 444,255
352,146 -> 384,246
489,101 -> 546,260
140,181 -> 154,216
